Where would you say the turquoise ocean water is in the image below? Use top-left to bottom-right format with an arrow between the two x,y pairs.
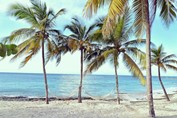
0,72 -> 177,98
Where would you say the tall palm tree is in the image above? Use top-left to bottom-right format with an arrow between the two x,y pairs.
151,44 -> 177,101
83,1 -> 177,117
85,8 -> 146,104
64,17 -> 97,103
4,0 -> 65,104
0,43 -> 17,57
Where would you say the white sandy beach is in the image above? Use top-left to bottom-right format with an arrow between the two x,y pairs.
0,92 -> 177,118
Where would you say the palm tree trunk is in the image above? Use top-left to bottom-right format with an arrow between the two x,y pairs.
114,63 -> 120,104
42,39 -> 49,104
158,66 -> 170,101
145,0 -> 155,117
78,49 -> 83,103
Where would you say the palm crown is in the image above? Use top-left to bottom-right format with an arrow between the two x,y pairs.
4,0 -> 65,66
151,44 -> 177,72
85,8 -> 146,85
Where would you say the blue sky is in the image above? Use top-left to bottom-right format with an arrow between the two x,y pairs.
0,0 -> 177,76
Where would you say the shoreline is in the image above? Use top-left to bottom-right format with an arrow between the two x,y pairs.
0,93 -> 176,118
0,96 -> 93,101
0,90 -> 176,101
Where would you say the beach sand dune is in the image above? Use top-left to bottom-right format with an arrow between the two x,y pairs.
0,93 -> 177,118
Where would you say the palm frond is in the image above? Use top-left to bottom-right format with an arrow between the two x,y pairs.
47,29 -> 61,39
102,0 -> 128,37
84,23 -> 97,40
69,34 -> 79,39
64,25 -> 79,38
18,38 -> 40,67
163,59 -> 177,65
125,47 -> 146,70
20,52 -> 34,67
149,0 -> 157,26
45,39 -> 56,64
123,39 -> 146,47
89,29 -> 103,42
9,3 -> 39,27
45,38 -> 66,66
133,0 -> 148,37
123,53 -> 146,85
4,28 -> 35,43
85,54 -> 106,74
31,0 -> 47,20
85,48 -> 115,74
83,0 -> 106,18
113,17 -> 124,40
165,64 -> 177,71
84,46 -> 102,61
158,0 -> 177,27
25,38 -> 41,54
162,54 -> 177,62
49,8 -> 66,23
11,36 -> 40,62
107,0 -> 127,19
119,7 -> 133,41
10,37 -> 34,61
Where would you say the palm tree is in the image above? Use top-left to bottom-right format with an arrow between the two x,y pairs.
85,8 -> 146,104
4,0 -> 65,104
0,43 -> 17,57
64,17 -> 97,103
83,1 -> 177,117
151,44 -> 177,101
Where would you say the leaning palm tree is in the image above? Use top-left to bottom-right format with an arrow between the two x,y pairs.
151,44 -> 177,101
85,8 -> 146,104
83,1 -> 177,117
4,0 -> 65,104
64,17 -> 97,103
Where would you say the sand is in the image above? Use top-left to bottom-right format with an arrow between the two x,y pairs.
0,92 -> 177,118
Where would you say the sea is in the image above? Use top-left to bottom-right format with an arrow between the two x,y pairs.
0,72 -> 177,99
